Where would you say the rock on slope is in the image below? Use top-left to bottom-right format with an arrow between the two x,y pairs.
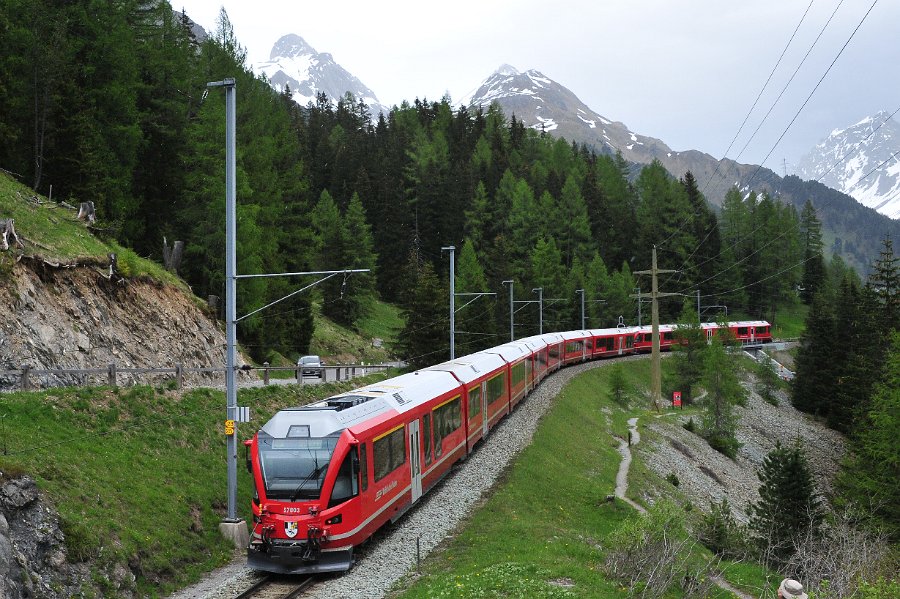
0,262 -> 231,390
637,382 -> 845,522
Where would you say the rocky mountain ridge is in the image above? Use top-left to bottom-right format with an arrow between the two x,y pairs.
253,34 -> 389,116
797,111 -> 900,219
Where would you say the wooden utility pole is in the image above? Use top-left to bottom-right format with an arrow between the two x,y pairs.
633,245 -> 678,411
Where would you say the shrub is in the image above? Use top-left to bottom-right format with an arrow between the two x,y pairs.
666,472 -> 680,487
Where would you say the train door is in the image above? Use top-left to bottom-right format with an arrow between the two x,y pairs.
408,420 -> 422,502
481,381 -> 489,437
750,326 -> 756,344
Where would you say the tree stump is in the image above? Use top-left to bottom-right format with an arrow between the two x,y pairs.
76,201 -> 95,223
163,237 -> 184,273
1,219 -> 22,251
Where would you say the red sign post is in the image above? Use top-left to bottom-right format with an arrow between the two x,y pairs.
673,391 -> 682,408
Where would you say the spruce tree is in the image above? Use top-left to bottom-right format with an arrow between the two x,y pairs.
670,302 -> 706,404
837,332 -> 900,540
792,292 -> 836,415
700,333 -> 745,458
869,236 -> 899,332
800,200 -> 826,304
750,441 -> 824,565
396,250 -> 449,368
455,239 -> 497,353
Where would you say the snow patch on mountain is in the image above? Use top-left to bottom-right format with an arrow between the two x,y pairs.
797,111 -> 900,219
253,33 -> 388,117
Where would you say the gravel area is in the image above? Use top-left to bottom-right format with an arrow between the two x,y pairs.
636,381 -> 845,523
167,358 -> 627,599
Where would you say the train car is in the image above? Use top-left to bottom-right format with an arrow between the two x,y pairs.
633,324 -> 677,352
560,330 -> 592,365
245,370 -> 466,574
588,326 -> 638,359
425,352 -> 508,452
481,341 -> 534,409
518,335 -> 550,385
539,332 -> 565,372
702,321 -> 773,345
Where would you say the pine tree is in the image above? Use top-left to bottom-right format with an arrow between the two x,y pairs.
700,333 -> 745,458
750,441 -> 824,565
792,292 -> 836,415
396,250 -> 449,368
800,200 -> 826,304
837,332 -> 900,540
670,302 -> 706,404
455,239 -> 497,353
869,236 -> 899,332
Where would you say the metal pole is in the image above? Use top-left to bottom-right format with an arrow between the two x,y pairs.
697,289 -> 701,323
533,288 -> 543,335
503,280 -> 514,341
635,287 -> 642,326
223,79 -> 238,523
442,246 -> 455,360
576,289 -> 585,330
208,77 -> 240,524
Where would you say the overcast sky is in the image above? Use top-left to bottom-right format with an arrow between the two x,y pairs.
175,0 -> 899,170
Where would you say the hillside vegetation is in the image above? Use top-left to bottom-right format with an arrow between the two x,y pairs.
0,374 -> 391,596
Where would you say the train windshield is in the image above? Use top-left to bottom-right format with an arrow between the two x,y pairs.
257,433 -> 341,501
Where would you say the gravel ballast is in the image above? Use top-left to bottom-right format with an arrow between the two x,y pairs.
168,359 -> 626,599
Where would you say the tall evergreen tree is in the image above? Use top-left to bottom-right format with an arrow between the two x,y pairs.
455,239 -> 497,353
868,236 -> 899,332
837,332 -> 900,540
700,332 -> 745,457
670,302 -> 706,404
792,292 -> 837,415
396,250 -> 449,368
750,441 -> 824,565
799,200 -> 826,304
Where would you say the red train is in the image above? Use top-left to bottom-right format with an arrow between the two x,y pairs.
244,321 -> 771,574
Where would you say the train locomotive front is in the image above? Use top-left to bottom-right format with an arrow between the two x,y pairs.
245,407 -> 366,574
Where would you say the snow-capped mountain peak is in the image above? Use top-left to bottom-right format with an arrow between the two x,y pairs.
797,111 -> 900,219
253,33 -> 388,117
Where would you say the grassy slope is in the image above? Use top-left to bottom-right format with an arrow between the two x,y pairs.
309,299 -> 403,364
393,360 -> 771,598
0,172 -> 185,287
0,375 -> 392,596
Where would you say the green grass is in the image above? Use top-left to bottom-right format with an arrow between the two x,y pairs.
393,360 -> 768,598
770,301 -> 807,340
0,172 -> 189,290
0,374 -> 391,596
309,298 -> 403,364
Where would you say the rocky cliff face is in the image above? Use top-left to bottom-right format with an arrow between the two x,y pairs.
0,475 -> 90,598
0,261 -> 233,390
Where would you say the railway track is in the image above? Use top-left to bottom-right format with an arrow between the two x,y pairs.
234,574 -> 315,599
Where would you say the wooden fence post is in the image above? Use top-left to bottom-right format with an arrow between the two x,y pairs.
20,365 -> 30,391
108,363 -> 117,387
175,363 -> 183,390
263,362 -> 269,385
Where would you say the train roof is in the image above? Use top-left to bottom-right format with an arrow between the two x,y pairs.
515,335 -> 548,351
560,330 -> 591,341
700,320 -> 771,328
587,326 -> 641,336
260,370 -> 461,439
480,341 -> 532,362
424,352 -> 507,384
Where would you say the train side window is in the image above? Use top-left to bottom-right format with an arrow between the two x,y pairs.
373,427 -> 406,482
468,386 -> 482,418
738,327 -> 748,336
511,362 -> 525,387
423,413 -> 432,466
359,443 -> 368,492
433,397 -> 461,458
486,373 -> 505,404
328,449 -> 359,508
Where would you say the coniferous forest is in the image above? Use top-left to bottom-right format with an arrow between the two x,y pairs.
2,0 -> 899,575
